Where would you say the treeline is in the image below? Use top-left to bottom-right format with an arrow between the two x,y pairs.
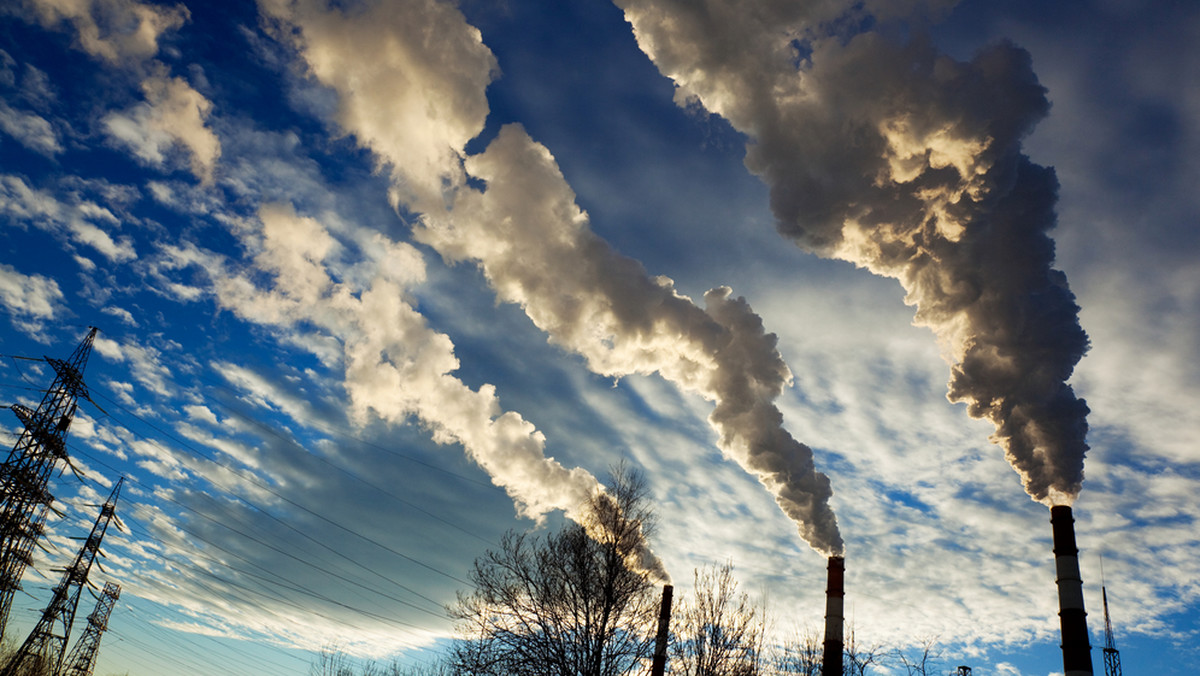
311,467 -> 956,676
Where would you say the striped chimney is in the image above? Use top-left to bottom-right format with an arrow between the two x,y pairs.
822,556 -> 844,676
650,584 -> 673,676
1051,505 -> 1094,676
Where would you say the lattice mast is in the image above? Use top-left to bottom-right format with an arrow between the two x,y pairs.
1,479 -> 122,676
1102,586 -> 1122,676
60,581 -> 120,676
0,328 -> 98,639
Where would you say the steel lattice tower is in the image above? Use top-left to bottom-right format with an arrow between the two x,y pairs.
0,328 -> 98,639
60,581 -> 120,676
1102,586 -> 1122,676
1,479 -> 122,676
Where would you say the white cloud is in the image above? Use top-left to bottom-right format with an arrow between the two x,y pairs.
101,304 -> 138,326
0,100 -> 61,155
182,403 -> 219,426
21,0 -> 188,66
0,174 -> 137,261
103,73 -> 221,183
93,335 -> 174,397
0,262 -> 63,333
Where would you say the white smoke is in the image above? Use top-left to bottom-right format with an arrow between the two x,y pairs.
260,0 -> 844,555
253,0 -> 683,577
171,202 -> 670,576
419,125 -> 842,555
615,0 -> 1091,505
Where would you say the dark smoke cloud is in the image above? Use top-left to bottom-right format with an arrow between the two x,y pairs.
618,1 -> 1090,504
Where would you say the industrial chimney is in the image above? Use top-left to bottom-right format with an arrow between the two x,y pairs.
650,584 -> 673,676
822,556 -> 844,676
1051,505 -> 1094,676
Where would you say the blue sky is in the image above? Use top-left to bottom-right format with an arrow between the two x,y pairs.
0,0 -> 1196,675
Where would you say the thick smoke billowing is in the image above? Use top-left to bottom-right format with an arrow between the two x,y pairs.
171,204 -> 607,527
616,0 -> 1090,504
422,125 -> 842,556
262,0 -> 844,556
258,0 -> 680,578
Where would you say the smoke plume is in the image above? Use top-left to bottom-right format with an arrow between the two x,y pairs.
616,0 -> 1090,504
421,125 -> 842,556
261,0 -> 843,555
178,202 -> 672,577
256,0 -> 683,576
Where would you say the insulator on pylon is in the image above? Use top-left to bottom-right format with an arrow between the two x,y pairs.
1,479 -> 122,676
60,581 -> 121,676
0,328 -> 98,641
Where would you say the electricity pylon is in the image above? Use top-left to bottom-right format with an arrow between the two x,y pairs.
0,328 -> 98,639
1,479 -> 122,676
60,581 -> 120,676
1102,586 -> 1122,676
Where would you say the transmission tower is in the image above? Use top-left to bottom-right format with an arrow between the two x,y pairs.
0,328 -> 98,639
1,479 -> 122,676
1102,586 -> 1122,676
60,581 -> 120,676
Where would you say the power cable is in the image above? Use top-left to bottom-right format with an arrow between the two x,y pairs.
68,446 -> 451,628
90,388 -> 474,588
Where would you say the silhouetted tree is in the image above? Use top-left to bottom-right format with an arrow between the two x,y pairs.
308,645 -> 452,676
842,624 -> 882,676
891,635 -> 942,676
310,644 -> 356,676
671,562 -> 767,676
448,466 -> 660,676
774,627 -> 821,676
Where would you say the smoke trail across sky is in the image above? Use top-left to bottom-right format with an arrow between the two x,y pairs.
166,199 -> 672,576
615,0 -> 1091,505
2,0 -> 1198,673
261,0 -> 844,556
255,0 -> 683,578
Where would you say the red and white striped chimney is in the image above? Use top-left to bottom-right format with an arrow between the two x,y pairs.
1050,505 -> 1093,676
822,556 -> 844,676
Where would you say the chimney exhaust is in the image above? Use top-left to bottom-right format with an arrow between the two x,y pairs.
823,556 -> 844,676
1051,505 -> 1094,676
650,584 -> 673,676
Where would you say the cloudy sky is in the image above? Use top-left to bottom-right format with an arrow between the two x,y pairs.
0,0 -> 1196,674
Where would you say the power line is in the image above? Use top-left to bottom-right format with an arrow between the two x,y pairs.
68,446 -> 451,627
89,387 -> 476,586
199,373 -> 495,491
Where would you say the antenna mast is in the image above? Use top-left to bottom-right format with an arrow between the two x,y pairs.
0,328 -> 98,639
1102,586 -> 1122,676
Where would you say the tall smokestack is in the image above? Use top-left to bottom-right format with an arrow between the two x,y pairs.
823,556 -> 844,676
1051,506 -> 1093,676
650,584 -> 673,676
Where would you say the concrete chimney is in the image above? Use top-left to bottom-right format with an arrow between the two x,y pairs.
822,556 -> 844,676
650,584 -> 673,676
1051,505 -> 1094,676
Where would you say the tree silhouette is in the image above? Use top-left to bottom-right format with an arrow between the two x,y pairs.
448,466 -> 660,676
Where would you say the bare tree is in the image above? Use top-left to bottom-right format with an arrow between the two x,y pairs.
892,636 -> 942,676
309,646 -> 454,676
448,466 -> 661,676
310,644 -> 356,676
671,562 -> 768,676
774,626 -> 822,676
842,624 -> 882,676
